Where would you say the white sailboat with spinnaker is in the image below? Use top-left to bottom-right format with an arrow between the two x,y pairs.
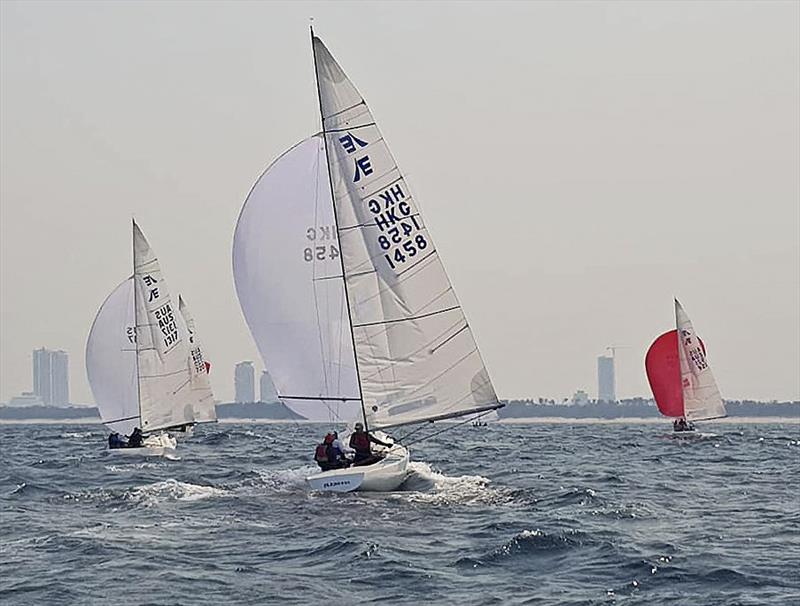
86,221 -> 217,454
645,299 -> 726,438
233,32 -> 503,491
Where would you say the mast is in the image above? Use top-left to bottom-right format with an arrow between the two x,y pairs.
132,218 -> 143,431
310,27 -> 370,433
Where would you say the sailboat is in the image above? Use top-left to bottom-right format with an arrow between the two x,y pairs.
232,32 -> 503,492
645,299 -> 726,437
86,221 -> 216,455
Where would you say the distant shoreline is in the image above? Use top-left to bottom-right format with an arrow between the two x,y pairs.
495,416 -> 800,425
1,416 -> 797,426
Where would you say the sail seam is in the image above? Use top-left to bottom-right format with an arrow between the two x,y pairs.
104,415 -> 140,424
325,123 -> 376,133
321,100 -> 366,121
360,318 -> 466,381
352,305 -> 460,328
280,395 -> 361,401
354,254 -> 439,308
430,324 -> 469,354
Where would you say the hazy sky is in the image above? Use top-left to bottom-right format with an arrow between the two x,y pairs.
1,1 -> 798,405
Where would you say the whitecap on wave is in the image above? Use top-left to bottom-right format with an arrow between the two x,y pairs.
128,479 -> 227,506
60,431 -> 94,439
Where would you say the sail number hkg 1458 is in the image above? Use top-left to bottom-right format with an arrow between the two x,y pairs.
368,182 -> 427,271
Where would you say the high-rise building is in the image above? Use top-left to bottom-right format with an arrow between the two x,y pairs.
32,348 -> 69,406
260,370 -> 277,403
51,351 -> 69,406
235,361 -> 255,403
597,355 -> 616,403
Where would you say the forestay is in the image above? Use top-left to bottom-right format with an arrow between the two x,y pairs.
86,277 -> 139,436
312,36 -> 500,430
675,299 -> 726,421
178,295 -> 217,423
133,222 -> 196,432
233,135 -> 360,422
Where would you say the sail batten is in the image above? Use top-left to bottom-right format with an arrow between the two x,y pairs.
311,35 -> 499,430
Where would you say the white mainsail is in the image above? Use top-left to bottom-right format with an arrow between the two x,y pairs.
675,299 -> 726,421
233,135 -> 360,422
133,221 -> 197,432
86,277 -> 139,436
311,35 -> 501,430
178,295 -> 217,423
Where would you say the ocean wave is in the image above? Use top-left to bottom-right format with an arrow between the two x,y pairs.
128,479 -> 227,505
456,528 -> 596,568
59,431 -> 95,439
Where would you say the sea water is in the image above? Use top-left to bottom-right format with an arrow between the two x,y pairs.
1,421 -> 798,605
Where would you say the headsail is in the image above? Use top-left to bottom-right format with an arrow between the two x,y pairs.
86,277 -> 139,436
232,135 -> 360,422
311,35 -> 501,430
675,299 -> 726,421
178,295 -> 217,423
133,221 -> 196,432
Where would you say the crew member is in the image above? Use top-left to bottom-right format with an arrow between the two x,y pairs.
127,427 -> 144,448
349,422 -> 392,466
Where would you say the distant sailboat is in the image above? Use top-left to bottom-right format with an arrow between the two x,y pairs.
233,32 -> 503,491
645,299 -> 726,435
86,221 -> 216,454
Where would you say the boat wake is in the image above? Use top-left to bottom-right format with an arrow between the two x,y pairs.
62,479 -> 227,508
253,465 -> 318,493
397,461 -> 507,505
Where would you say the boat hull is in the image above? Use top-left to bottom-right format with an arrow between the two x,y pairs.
306,443 -> 410,493
108,432 -> 177,456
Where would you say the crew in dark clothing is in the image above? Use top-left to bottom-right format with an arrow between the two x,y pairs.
349,422 -> 392,466
108,432 -> 126,449
127,427 -> 144,448
673,417 -> 694,432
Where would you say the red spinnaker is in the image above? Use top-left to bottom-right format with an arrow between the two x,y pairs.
645,330 -> 684,417
645,329 -> 706,418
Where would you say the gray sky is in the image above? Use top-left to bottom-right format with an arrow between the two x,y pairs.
1,1 -> 798,405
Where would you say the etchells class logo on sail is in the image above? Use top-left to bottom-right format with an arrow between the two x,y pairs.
335,130 -> 428,272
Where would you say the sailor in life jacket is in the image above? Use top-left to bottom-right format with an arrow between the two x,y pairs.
349,422 -> 392,465
314,433 -> 334,471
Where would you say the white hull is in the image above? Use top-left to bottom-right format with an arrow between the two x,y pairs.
669,431 -> 717,440
306,441 -> 410,493
108,432 -> 177,456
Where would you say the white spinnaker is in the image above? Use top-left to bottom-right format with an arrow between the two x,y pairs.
312,36 -> 500,430
675,299 -> 726,421
178,295 -> 217,423
133,222 -> 196,432
86,277 -> 140,436
233,135 -> 360,422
